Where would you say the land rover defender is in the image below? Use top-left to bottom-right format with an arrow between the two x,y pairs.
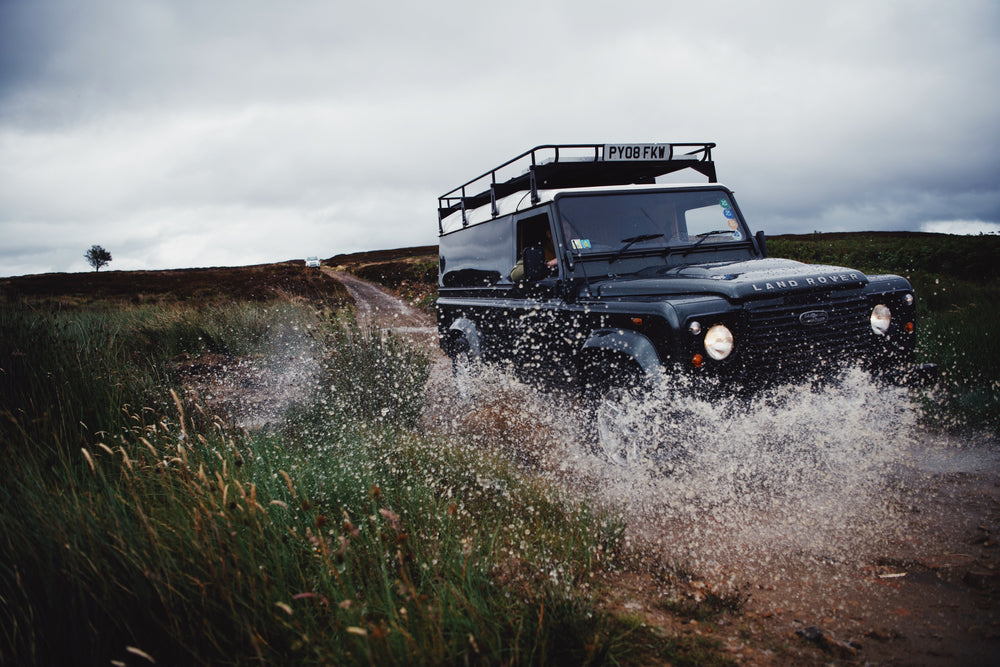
436,144 -> 927,461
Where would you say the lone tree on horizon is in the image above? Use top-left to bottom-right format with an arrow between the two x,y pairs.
85,245 -> 112,272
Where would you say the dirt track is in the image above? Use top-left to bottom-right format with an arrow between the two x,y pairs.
323,268 -> 438,346
324,269 -> 1000,666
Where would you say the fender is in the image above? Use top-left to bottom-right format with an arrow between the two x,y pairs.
582,328 -> 662,380
447,318 -> 482,357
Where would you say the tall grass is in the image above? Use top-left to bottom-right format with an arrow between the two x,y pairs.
0,301 -> 318,454
318,317 -> 431,430
1,299 -> 725,665
909,277 -> 1000,434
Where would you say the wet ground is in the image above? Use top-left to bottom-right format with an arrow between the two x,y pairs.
325,270 -> 1000,665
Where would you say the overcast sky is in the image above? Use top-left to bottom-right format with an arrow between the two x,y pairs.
1,0 -> 998,277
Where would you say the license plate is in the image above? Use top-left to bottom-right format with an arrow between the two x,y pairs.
603,143 -> 671,161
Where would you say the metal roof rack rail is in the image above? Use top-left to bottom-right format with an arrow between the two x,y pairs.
438,142 -> 717,232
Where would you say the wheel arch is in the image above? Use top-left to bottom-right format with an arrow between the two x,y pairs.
444,317 -> 482,358
579,328 -> 663,390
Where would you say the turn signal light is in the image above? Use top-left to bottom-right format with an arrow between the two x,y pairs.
691,354 -> 705,368
632,317 -> 643,326
904,321 -> 914,333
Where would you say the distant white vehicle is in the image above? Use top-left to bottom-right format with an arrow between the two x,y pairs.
305,256 -> 321,269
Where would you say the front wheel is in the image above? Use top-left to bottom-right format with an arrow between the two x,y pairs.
586,369 -> 690,472
593,385 -> 648,466
584,356 -> 656,467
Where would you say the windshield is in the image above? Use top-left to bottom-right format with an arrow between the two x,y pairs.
556,188 -> 747,256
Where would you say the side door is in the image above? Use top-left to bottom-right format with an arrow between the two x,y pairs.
507,210 -> 577,385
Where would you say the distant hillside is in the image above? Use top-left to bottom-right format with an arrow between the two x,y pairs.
0,262 -> 350,307
330,246 -> 438,312
767,231 -> 999,283
333,233 -> 1000,284
5,233 -> 995,309
328,245 -> 437,266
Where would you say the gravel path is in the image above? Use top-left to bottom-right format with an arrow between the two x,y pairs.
322,268 -> 438,348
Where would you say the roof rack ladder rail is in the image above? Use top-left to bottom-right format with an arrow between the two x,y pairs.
674,142 -> 717,182
460,185 -> 468,227
529,147 -> 540,205
490,173 -> 498,217
676,143 -> 714,161
437,194 -> 453,234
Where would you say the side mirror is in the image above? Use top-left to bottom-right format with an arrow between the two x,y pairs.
755,230 -> 768,258
522,246 -> 547,281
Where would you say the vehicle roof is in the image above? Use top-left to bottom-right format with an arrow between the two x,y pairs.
438,181 -> 732,235
438,143 -> 718,234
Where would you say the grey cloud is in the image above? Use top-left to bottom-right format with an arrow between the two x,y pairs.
1,0 -> 998,276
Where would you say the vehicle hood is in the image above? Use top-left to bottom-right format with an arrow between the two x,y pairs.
593,258 -> 869,300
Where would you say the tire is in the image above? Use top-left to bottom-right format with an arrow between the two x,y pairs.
584,355 -> 647,466
584,356 -> 689,472
592,384 -> 648,466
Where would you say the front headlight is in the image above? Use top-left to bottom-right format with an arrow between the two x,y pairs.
704,324 -> 734,360
871,304 -> 891,335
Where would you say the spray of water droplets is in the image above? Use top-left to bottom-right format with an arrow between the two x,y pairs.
423,359 -> 983,593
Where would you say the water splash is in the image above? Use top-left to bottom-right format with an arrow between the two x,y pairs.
181,313 -> 323,429
593,369 -> 921,575
424,361 -> 958,584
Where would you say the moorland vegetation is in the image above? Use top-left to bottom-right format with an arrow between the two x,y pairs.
1,231 -> 997,665
0,265 -> 730,665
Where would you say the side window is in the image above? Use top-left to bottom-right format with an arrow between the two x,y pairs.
516,213 -> 554,259
439,217 -> 515,287
511,212 -> 557,281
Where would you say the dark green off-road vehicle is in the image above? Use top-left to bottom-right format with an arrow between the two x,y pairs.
435,143 -> 931,463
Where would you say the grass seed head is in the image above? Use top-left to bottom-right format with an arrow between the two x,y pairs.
81,448 -> 95,473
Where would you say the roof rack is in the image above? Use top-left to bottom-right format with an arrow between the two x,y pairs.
438,143 -> 717,232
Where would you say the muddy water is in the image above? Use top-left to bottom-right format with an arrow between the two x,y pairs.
428,364 -> 919,556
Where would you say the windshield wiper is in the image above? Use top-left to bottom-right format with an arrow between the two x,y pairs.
681,229 -> 733,256
609,233 -> 663,264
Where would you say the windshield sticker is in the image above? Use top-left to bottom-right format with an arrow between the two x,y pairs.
732,230 -> 743,241
719,199 -> 730,208
723,207 -> 735,219
571,239 -> 592,250
728,219 -> 739,230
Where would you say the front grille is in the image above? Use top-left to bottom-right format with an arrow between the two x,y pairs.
739,291 -> 870,376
